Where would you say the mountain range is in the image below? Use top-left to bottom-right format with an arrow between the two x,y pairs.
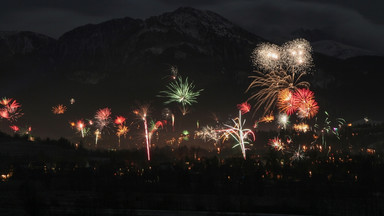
0,7 -> 382,139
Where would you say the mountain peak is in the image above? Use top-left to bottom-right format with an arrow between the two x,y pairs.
145,7 -> 240,39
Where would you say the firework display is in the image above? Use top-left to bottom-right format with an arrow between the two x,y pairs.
0,39 -> 369,164
158,76 -> 203,116
247,39 -> 313,115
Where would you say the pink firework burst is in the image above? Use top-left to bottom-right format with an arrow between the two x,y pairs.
95,108 -> 112,130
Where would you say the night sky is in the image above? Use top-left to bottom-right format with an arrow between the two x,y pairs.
1,0 -> 384,54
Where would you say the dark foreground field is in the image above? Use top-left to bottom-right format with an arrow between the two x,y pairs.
0,129 -> 383,216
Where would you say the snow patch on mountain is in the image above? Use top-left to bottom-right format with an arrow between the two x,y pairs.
312,40 -> 378,59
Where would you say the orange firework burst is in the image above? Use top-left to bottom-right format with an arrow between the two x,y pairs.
293,123 -> 309,132
259,112 -> 274,123
0,98 -> 12,106
116,125 -> 129,137
237,102 -> 251,114
114,116 -> 126,125
52,104 -> 67,114
277,89 -> 297,115
293,88 -> 319,119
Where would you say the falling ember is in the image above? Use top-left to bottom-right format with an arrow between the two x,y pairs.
52,104 -> 67,114
70,98 -> 75,104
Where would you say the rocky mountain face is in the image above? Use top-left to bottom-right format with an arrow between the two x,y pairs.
0,7 -> 382,138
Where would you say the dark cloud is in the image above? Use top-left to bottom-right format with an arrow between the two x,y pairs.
0,0 -> 383,54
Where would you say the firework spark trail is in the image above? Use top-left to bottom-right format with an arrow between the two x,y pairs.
76,120 -> 86,138
149,120 -> 164,144
143,114 -> 150,160
220,108 -> 255,160
134,105 -> 151,161
158,76 -> 203,116
171,114 -> 175,132
94,129 -> 101,146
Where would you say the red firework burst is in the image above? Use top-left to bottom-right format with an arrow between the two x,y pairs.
237,102 -> 251,114
114,116 -> 126,125
293,88 -> 319,119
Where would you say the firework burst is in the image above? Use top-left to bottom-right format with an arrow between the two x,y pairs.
247,39 -> 312,115
246,70 -> 309,115
95,108 -> 112,131
293,88 -> 319,119
277,89 -> 297,115
52,104 -> 67,114
237,102 -> 251,114
0,98 -> 23,121
277,113 -> 290,129
158,76 -> 203,115
269,137 -> 285,151
221,109 -> 255,160
114,116 -> 126,125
